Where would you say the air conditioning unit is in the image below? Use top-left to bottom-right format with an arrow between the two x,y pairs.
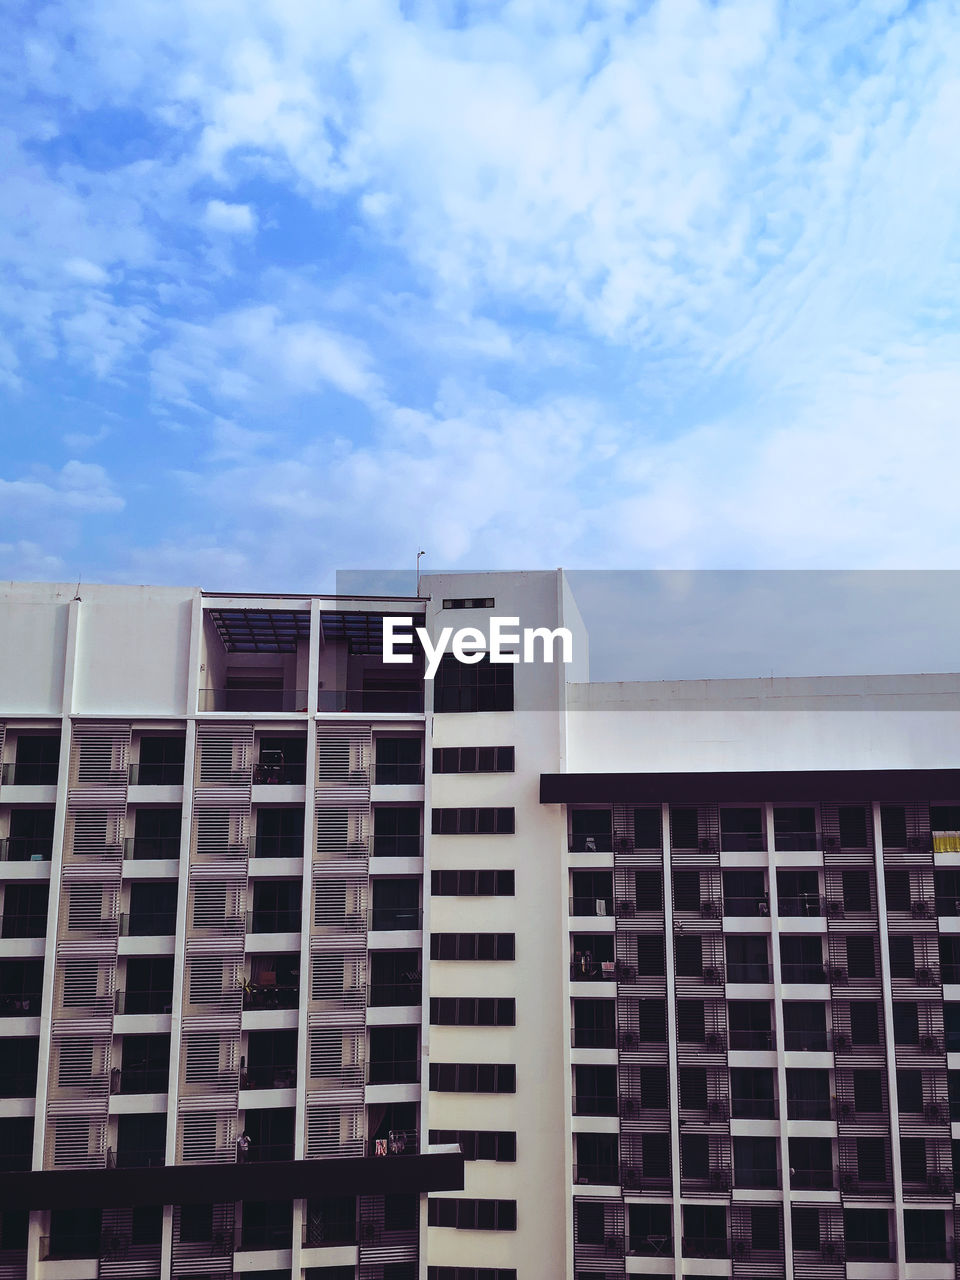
709,1168 -> 732,1190
822,1239 -> 841,1259
912,900 -> 934,919
732,1238 -> 750,1259
616,900 -> 635,918
924,1102 -> 946,1124
616,963 -> 636,983
917,967 -> 935,986
823,836 -> 839,850
620,1031 -> 638,1051
621,1167 -> 642,1189
835,1033 -> 852,1052
705,1032 -> 724,1051
620,1097 -> 638,1117
927,1172 -> 948,1192
840,1171 -> 858,1191
700,900 -> 719,918
839,1101 -> 854,1119
707,1098 -> 728,1119
908,835 -> 932,852
703,965 -> 722,984
829,966 -> 849,985
826,901 -> 844,918
920,1034 -> 943,1054
605,1233 -> 625,1254
699,837 -> 717,853
616,837 -> 635,854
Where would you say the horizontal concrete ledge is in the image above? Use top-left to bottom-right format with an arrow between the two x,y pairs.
540,767 -> 960,805
0,1151 -> 464,1211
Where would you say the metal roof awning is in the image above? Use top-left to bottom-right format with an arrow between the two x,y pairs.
209,609 -> 311,653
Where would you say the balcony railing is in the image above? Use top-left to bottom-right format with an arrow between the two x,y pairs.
110,1147 -> 165,1169
243,983 -> 299,1010
573,1094 -> 619,1117
98,1238 -> 163,1264
571,1026 -> 617,1049
113,1067 -> 169,1094
367,1059 -> 419,1085
368,981 -> 421,1007
728,1030 -> 775,1050
371,835 -> 423,857
0,991 -> 41,1016
627,1234 -> 673,1257
573,1163 -> 620,1186
39,1235 -> 100,1261
935,896 -> 960,917
0,837 -> 53,862
252,761 -> 306,785
370,906 -> 422,930
568,833 -> 614,852
570,962 -> 616,982
723,896 -> 769,917
369,1128 -> 419,1156
777,894 -> 823,917
251,835 -> 304,858
241,1065 -> 297,1089
569,896 -> 615,917
790,1167 -> 835,1190
200,687 -> 308,713
726,964 -> 771,984
246,909 -> 302,933
682,1236 -> 729,1258
783,1030 -> 830,1051
780,963 -> 828,984
128,762 -> 184,785
730,1098 -> 777,1119
303,1220 -> 357,1246
787,1097 -> 832,1120
242,1144 -> 296,1166
115,990 -> 173,1015
906,1241 -> 952,1262
120,912 -> 177,937
124,837 -> 180,860
317,689 -> 425,713
374,762 -> 424,785
0,912 -> 48,937
1,762 -> 59,785
773,832 -> 820,851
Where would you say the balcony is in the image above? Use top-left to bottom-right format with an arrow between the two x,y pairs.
243,983 -> 299,1011
569,896 -> 615,917
906,1239 -> 952,1262
237,1221 -> 293,1248
115,989 -> 173,1016
787,1097 -> 832,1120
109,1147 -> 166,1169
1,763 -> 58,785
682,1236 -> 729,1259
568,834 -> 614,853
573,1163 -> 620,1186
574,1094 -> 619,1117
241,1143 -> 296,1166
571,1026 -> 617,1049
39,1234 -> 99,1261
372,834 -> 423,858
374,762 -> 424,785
368,981 -> 421,1007
253,761 -> 306,785
0,990 -> 41,1016
252,835 -> 303,859
367,1058 -> 419,1086
317,688 -> 424,714
124,837 -> 180,860
303,1219 -> 356,1247
571,962 -> 616,983
247,909 -> 302,934
780,964 -> 828,984
728,1030 -> 775,1051
369,1128 -> 419,1157
790,1167 -> 835,1190
242,1065 -> 297,1089
120,912 -> 177,937
723,897 -> 769,917
200,687 -> 308,712
778,895 -> 824,917
128,762 -> 184,785
783,1030 -> 830,1051
113,1067 -> 169,1094
726,964 -> 771,984
730,1098 -> 777,1120
370,906 -> 422,931
0,837 -> 52,862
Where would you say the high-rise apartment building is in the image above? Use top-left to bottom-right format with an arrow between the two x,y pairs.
1,572 -> 959,1280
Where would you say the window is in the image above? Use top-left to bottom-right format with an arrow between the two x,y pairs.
375,738 -> 422,784
727,1000 -> 772,1050
430,934 -> 515,961
678,1067 -> 708,1110
674,934 -> 703,977
575,1200 -> 605,1245
844,1208 -> 890,1261
429,1063 -> 515,1093
638,1064 -> 669,1110
725,935 -> 769,983
636,999 -> 668,1043
384,1194 -> 418,1232
572,999 -> 615,1049
786,1069 -> 830,1120
0,1037 -> 39,1097
680,1134 -> 709,1179
720,807 -> 763,852
441,598 -> 495,610
791,1206 -> 820,1252
127,881 -> 178,936
672,869 -> 701,910
884,868 -> 911,911
640,1132 -> 670,1181
427,1271 -> 516,1280
888,935 -> 915,978
880,805 -> 907,847
733,1136 -> 778,1188
574,1064 -> 617,1116
751,1205 -> 781,1251
178,1203 -> 213,1243
779,934 -> 823,982
430,998 -> 515,1026
676,1001 -> 706,1044
635,935 -> 665,976
853,1069 -> 884,1113
856,1136 -> 888,1183
115,1113 -> 166,1167
722,868 -> 767,915
634,868 -> 662,909
432,808 -> 515,835
841,869 -> 872,912
432,746 -> 514,773
681,1204 -> 727,1257
428,1199 -> 517,1230
254,807 -> 303,858
730,1067 -> 776,1119
431,869 -> 514,896
782,1001 -> 828,1051
900,1137 -> 927,1182
627,1202 -> 672,1254
670,807 -> 700,850
633,808 -> 662,849
368,1026 -> 419,1085
893,1001 -> 920,1045
849,1002 -> 881,1045
846,935 -> 876,979
788,1137 -> 833,1189
838,805 -> 869,848
428,1130 -> 516,1161
773,806 -> 816,850
1,883 -> 48,938
433,654 -> 513,713
0,958 -> 43,1017
0,1116 -> 33,1171
776,868 -> 820,916
904,1210 -> 948,1262
373,807 -> 421,857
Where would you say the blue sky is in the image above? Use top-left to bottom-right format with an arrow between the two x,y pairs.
3,0 -> 960,589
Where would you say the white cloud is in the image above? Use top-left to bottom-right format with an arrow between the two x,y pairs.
203,199 -> 257,234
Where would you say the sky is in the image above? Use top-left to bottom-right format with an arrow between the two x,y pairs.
3,0 -> 960,590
